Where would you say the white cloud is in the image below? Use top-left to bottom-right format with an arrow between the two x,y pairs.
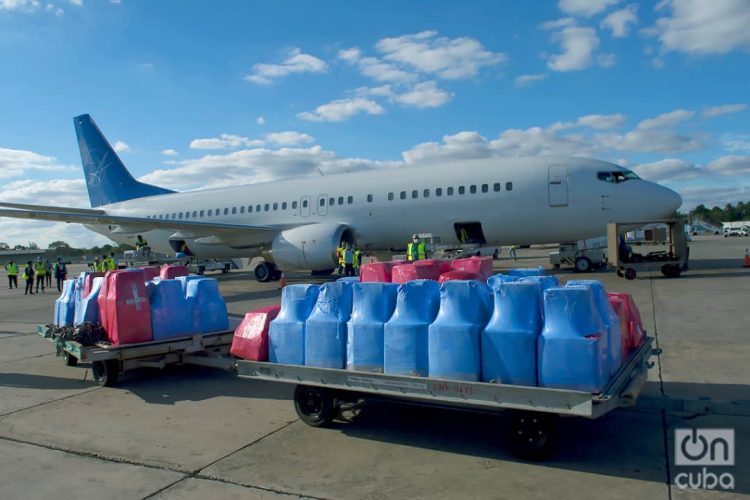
0,147 -> 76,178
597,53 -> 617,66
558,0 -> 621,17
245,48 -> 327,85
357,57 -> 418,83
596,129 -> 702,153
403,131 -> 492,164
392,81 -> 452,109
636,109 -> 693,129
189,134 -> 264,150
0,0 -> 41,12
265,131 -> 314,146
112,140 -> 130,153
67,0 -> 82,6
702,103 -> 747,118
576,113 -> 627,129
601,4 -> 638,37
110,0 -> 121,4
705,155 -> 750,176
161,149 -> 178,156
337,47 -> 362,63
631,158 -> 702,181
297,98 -> 385,122
547,26 -> 600,71
256,116 -> 265,125
653,0 -> 750,55
722,133 -> 750,152
540,17 -> 577,30
514,73 -> 548,87
375,30 -> 506,79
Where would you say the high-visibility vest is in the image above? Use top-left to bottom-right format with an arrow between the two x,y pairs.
5,263 -> 18,276
34,262 -> 46,276
338,247 -> 345,265
354,250 -> 362,268
406,241 -> 426,261
23,266 -> 33,280
106,258 -> 116,270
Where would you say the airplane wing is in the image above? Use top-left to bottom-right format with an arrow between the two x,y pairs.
0,204 -> 296,248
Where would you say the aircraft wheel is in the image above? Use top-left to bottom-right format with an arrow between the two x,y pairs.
574,257 -> 592,273
254,262 -> 275,283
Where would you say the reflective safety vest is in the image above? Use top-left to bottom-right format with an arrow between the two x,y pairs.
5,263 -> 18,276
105,258 -> 116,271
406,241 -> 426,261
354,250 -> 362,268
338,247 -> 346,265
22,266 -> 33,281
136,239 -> 148,250
34,262 -> 46,276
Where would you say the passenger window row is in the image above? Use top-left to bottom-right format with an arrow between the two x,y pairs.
386,182 -> 513,201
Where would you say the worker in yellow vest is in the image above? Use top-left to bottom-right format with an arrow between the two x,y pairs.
106,252 -> 117,271
23,260 -> 35,295
5,260 -> 18,289
33,257 -> 46,293
337,244 -> 346,275
353,245 -> 362,274
406,235 -> 426,261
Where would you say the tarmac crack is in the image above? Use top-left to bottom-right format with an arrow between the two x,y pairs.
649,273 -> 673,500
141,419 -> 331,500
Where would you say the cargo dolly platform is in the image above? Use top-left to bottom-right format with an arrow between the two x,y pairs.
237,337 -> 655,460
37,325 -> 235,387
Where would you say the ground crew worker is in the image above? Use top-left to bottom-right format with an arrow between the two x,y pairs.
337,244 -> 346,275
5,260 -> 18,289
54,257 -> 67,292
107,252 -> 117,271
459,227 -> 470,244
136,235 -> 150,256
92,256 -> 101,272
343,244 -> 355,277
406,235 -> 426,261
23,261 -> 34,295
34,257 -> 46,293
509,244 -> 518,261
45,258 -> 52,288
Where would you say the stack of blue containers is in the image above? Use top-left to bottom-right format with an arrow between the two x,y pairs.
482,281 -> 542,386
347,282 -> 398,372
566,280 -> 623,375
538,286 -> 609,392
268,284 -> 320,365
54,279 -> 77,327
264,272 -> 623,394
428,280 -> 491,381
149,279 -> 194,340
74,277 -> 104,325
305,281 -> 354,368
506,267 -> 545,278
185,278 -> 229,333
384,280 -> 441,376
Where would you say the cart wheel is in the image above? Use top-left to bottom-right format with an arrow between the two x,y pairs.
294,385 -> 337,427
92,360 -> 120,387
624,268 -> 637,280
508,411 -> 558,461
61,351 -> 78,367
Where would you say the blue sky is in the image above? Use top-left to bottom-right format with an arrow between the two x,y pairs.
1,0 -> 749,247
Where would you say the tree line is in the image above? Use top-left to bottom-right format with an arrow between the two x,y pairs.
689,202 -> 749,225
0,240 -> 135,258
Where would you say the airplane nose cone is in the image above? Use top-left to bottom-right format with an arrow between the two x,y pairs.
661,186 -> 683,215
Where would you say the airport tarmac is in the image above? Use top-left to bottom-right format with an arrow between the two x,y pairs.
0,235 -> 747,499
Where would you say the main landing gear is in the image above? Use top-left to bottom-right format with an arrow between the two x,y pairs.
254,262 -> 282,283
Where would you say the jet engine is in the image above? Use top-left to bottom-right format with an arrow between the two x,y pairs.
268,222 -> 354,271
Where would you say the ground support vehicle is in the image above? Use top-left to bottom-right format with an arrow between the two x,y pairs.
549,242 -> 607,273
237,337 -> 655,460
607,220 -> 688,280
37,325 -> 234,387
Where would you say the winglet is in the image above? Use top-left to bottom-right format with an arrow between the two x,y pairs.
74,114 -> 174,207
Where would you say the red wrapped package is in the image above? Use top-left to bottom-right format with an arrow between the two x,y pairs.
231,305 -> 281,361
160,264 -> 189,279
438,270 -> 483,283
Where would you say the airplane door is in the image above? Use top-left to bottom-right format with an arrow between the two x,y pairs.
300,196 -> 311,217
317,194 -> 328,216
548,165 -> 568,207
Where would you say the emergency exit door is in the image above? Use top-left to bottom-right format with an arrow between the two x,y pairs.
548,165 -> 568,207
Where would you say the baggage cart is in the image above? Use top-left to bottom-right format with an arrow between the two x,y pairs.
237,337 -> 656,460
37,325 -> 236,387
607,220 -> 689,280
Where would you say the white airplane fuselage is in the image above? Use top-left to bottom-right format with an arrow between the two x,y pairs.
87,156 -> 681,268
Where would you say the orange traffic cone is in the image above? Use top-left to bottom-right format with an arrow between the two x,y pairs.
279,273 -> 287,289
744,249 -> 750,268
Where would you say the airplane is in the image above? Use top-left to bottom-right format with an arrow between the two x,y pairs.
0,114 -> 682,282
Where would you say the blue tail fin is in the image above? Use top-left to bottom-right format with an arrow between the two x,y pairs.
74,114 -> 174,207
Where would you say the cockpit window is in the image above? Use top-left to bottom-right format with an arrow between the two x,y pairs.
597,170 -> 640,183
